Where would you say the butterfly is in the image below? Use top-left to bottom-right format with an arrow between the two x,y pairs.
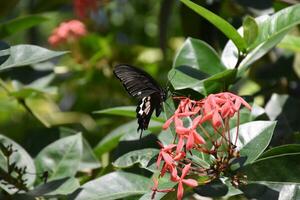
113,64 -> 167,139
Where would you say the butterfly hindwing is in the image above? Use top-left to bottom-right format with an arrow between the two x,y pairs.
113,64 -> 166,138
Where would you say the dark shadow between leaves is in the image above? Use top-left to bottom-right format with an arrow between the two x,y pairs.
0,41 -> 10,65
193,179 -> 228,197
113,133 -> 159,159
175,65 -> 208,80
239,183 -> 279,200
147,153 -> 159,168
230,156 -> 248,171
11,177 -> 73,200
26,177 -> 70,196
68,188 -> 83,200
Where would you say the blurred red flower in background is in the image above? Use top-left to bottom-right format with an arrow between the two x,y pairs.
74,0 -> 97,18
48,20 -> 87,46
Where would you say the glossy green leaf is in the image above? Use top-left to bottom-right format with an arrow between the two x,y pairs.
94,120 -> 162,156
79,138 -> 101,171
113,148 -> 159,172
173,37 -> 225,75
35,134 -> 82,182
277,34 -> 300,52
25,96 -> 96,131
259,144 -> 300,159
229,104 -> 265,128
242,152 -> 300,182
24,177 -> 80,198
169,67 -> 236,96
235,182 -> 300,200
264,94 -> 300,137
93,106 -> 136,117
243,16 -> 258,46
0,134 -> 36,194
222,4 -> 300,71
72,171 -> 150,200
94,106 -> 164,122
0,15 -> 47,39
231,121 -> 276,165
57,128 -> 101,171
180,0 -> 247,52
0,45 -> 67,71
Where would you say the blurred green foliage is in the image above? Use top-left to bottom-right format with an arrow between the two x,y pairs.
1,0 -> 300,199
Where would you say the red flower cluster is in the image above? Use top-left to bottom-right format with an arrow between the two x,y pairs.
48,20 -> 87,46
74,0 -> 97,19
152,92 -> 251,200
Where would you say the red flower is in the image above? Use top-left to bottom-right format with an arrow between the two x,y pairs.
200,92 -> 251,129
156,142 -> 176,168
174,163 -> 198,200
175,116 -> 205,152
74,0 -> 97,19
48,20 -> 87,46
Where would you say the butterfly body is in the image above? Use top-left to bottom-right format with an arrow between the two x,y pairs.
113,64 -> 166,138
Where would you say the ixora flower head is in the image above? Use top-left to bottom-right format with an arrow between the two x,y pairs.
48,20 -> 87,46
152,92 -> 251,200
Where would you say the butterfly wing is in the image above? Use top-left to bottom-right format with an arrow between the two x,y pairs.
113,64 -> 166,138
113,64 -> 164,99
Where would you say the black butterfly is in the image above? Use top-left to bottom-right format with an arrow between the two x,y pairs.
113,64 -> 167,138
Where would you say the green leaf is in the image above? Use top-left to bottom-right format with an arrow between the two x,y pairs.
180,0 -> 247,52
0,15 -> 48,39
222,4 -> 300,71
259,144 -> 300,160
0,134 -> 36,194
243,16 -> 258,46
169,67 -> 236,96
113,148 -> 159,172
236,182 -> 300,200
35,134 -> 83,182
0,45 -> 67,71
277,34 -> 300,52
265,94 -> 300,133
242,152 -> 300,182
229,104 -> 265,128
25,177 -> 80,198
231,121 -> 276,165
94,120 -> 162,156
25,96 -> 96,131
173,37 -> 225,75
93,106 -> 136,117
93,106 -> 164,122
79,138 -> 101,171
72,171 -> 151,200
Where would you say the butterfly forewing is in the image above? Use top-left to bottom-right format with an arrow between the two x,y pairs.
113,64 -> 167,139
113,64 -> 164,99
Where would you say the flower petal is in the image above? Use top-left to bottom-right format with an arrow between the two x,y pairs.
181,163 -> 191,178
182,178 -> 198,187
162,151 -> 173,165
192,130 -> 205,144
186,132 -> 194,150
162,116 -> 174,130
177,181 -> 184,200
176,136 -> 185,153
